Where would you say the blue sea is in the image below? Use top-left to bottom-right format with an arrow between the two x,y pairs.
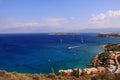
0,33 -> 120,74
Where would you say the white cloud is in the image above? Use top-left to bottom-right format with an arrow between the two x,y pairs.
108,10 -> 120,17
0,22 -> 39,28
0,17 -> 77,33
43,17 -> 69,26
69,17 -> 75,20
0,17 -> 68,28
91,10 -> 120,24
44,18 -> 65,23
90,10 -> 120,29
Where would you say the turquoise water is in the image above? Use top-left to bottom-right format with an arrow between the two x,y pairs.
0,33 -> 120,74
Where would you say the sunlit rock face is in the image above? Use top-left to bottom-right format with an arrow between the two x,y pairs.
58,69 -> 73,76
97,67 -> 106,73
83,68 -> 98,75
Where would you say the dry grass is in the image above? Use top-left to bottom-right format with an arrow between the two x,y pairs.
0,70 -> 50,80
0,70 -> 120,80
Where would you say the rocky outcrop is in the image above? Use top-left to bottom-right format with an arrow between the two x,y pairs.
108,53 -> 115,60
91,54 -> 102,67
107,59 -> 115,65
58,69 -> 73,76
91,43 -> 120,74
83,68 -> 98,75
97,67 -> 106,73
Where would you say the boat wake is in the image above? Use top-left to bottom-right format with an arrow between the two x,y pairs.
68,46 -> 80,49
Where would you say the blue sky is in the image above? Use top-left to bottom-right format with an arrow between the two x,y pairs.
0,0 -> 120,33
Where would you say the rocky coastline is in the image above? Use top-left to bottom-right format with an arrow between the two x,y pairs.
56,43 -> 120,79
91,43 -> 120,73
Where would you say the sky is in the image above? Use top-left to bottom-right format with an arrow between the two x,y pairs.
0,0 -> 120,33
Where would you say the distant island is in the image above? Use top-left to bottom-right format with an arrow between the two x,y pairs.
97,33 -> 120,37
48,32 -> 79,35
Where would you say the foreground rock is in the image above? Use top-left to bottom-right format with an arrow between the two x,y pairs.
83,68 -> 98,75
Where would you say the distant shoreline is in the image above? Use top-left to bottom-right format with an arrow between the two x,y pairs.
97,33 -> 120,37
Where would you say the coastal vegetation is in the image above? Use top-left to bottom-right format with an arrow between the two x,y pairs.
105,43 -> 120,51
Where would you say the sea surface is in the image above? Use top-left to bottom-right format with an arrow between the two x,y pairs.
0,33 -> 120,74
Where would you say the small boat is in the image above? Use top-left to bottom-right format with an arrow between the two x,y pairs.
48,59 -> 51,62
68,46 -> 80,49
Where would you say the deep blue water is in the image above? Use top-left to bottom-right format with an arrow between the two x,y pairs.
0,33 -> 120,74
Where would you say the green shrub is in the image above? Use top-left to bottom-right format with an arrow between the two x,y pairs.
71,68 -> 79,78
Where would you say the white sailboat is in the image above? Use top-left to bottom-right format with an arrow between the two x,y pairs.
48,58 -> 51,62
81,37 -> 84,43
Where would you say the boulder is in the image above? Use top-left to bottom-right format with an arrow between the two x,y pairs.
83,68 -> 98,75
108,53 -> 115,59
107,59 -> 115,65
58,69 -> 73,76
97,67 -> 106,72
